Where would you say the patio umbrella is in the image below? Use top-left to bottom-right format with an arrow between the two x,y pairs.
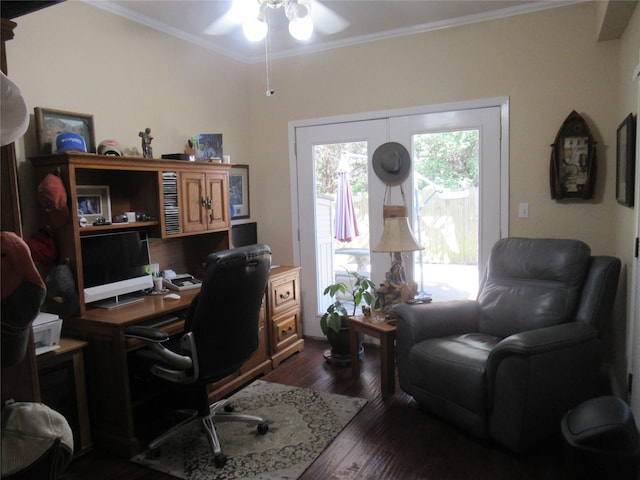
333,169 -> 359,242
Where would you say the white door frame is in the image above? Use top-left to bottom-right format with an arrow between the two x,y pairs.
289,97 -> 510,267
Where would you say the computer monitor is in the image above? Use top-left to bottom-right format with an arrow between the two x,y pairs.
232,222 -> 257,247
80,230 -> 153,308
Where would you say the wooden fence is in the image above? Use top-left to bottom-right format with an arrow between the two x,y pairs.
335,187 -> 478,265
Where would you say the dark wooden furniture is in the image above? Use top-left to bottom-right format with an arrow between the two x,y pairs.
348,314 -> 396,396
37,337 -> 92,456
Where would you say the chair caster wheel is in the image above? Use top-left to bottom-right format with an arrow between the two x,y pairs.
257,422 -> 269,435
224,403 -> 234,413
214,453 -> 228,468
146,448 -> 161,459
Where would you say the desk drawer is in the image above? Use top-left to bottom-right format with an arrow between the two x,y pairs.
272,311 -> 301,352
268,272 -> 299,318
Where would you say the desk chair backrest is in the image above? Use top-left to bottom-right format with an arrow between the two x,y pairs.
184,244 -> 271,384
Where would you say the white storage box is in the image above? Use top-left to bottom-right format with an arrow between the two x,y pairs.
32,312 -> 62,354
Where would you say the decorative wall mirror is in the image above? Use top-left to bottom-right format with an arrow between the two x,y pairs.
549,110 -> 597,200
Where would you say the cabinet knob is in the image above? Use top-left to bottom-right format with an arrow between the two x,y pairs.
279,291 -> 291,300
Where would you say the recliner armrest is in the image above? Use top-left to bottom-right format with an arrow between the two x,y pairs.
394,300 -> 480,344
490,322 -> 598,359
486,322 -> 599,386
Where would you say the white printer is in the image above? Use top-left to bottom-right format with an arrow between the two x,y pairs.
32,312 -> 62,355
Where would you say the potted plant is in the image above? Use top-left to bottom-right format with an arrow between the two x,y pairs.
320,270 -> 379,360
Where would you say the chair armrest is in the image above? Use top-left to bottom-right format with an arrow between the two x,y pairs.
124,325 -> 169,343
394,300 -> 480,344
124,326 -> 193,370
394,300 -> 480,396
489,322 -> 598,361
486,322 -> 602,450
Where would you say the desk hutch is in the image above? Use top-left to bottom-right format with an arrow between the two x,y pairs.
29,153 -> 304,457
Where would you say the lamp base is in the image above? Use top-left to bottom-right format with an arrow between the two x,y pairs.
377,278 -> 418,315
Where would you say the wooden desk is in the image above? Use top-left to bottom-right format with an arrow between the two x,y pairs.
37,337 -> 92,456
348,315 -> 397,396
63,267 -> 302,458
63,289 -> 208,457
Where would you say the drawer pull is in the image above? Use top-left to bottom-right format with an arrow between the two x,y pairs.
281,326 -> 293,337
279,291 -> 291,300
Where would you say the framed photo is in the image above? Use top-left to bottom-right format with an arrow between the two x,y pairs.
35,107 -> 96,154
616,113 -> 636,207
549,110 -> 597,200
191,133 -> 223,161
229,165 -> 250,220
76,185 -> 111,224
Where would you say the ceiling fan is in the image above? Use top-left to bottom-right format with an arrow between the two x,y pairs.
204,0 -> 350,41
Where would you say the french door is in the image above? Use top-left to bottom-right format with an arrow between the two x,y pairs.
293,101 -> 508,337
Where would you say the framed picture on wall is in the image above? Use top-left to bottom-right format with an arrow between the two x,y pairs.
34,107 -> 96,154
616,113 -> 636,207
549,110 -> 597,201
229,165 -> 250,220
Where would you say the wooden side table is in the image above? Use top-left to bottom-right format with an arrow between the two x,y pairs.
37,337 -> 92,456
348,315 -> 397,396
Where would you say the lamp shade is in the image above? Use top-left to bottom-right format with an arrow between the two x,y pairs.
373,217 -> 421,253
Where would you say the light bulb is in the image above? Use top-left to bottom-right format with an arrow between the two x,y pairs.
243,17 -> 268,42
289,16 -> 313,41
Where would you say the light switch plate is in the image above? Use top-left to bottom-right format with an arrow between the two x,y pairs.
518,203 -> 529,218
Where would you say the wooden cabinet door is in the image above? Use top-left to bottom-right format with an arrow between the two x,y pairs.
181,172 -> 207,233
205,172 -> 229,231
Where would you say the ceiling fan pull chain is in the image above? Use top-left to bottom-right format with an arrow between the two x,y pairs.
265,10 -> 275,97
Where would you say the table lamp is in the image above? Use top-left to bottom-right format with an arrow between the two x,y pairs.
373,216 -> 422,314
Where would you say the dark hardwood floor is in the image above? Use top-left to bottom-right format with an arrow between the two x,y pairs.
60,338 -> 570,480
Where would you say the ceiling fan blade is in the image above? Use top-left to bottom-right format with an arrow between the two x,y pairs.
204,9 -> 239,36
311,0 -> 350,35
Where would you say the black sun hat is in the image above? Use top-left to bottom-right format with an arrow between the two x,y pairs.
372,142 -> 411,185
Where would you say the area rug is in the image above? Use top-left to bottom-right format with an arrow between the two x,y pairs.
131,380 -> 367,479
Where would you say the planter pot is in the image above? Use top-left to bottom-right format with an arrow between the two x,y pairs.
324,325 -> 364,364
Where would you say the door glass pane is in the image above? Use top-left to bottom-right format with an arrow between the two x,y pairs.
412,130 -> 479,300
314,142 -> 369,314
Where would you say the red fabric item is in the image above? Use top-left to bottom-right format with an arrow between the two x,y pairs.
27,230 -> 57,268
37,174 -> 69,227
1,232 -> 45,301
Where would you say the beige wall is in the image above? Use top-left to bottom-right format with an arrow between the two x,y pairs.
247,2 -> 625,263
5,2 -> 639,389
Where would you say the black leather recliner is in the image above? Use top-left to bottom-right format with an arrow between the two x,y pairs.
394,237 -> 621,452
125,244 -> 272,468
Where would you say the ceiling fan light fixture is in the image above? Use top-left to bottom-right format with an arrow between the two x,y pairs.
289,15 -> 313,40
243,17 -> 268,42
285,0 -> 311,21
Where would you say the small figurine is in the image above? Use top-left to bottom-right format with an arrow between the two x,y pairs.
139,128 -> 153,158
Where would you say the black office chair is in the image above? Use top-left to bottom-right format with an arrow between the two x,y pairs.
125,244 -> 272,468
